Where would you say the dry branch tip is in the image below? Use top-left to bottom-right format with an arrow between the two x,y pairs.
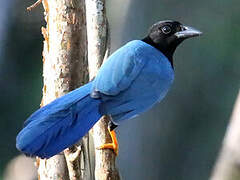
27,0 -> 42,11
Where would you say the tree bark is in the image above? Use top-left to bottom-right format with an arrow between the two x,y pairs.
86,0 -> 120,179
210,90 -> 240,180
33,0 -> 120,179
38,0 -> 90,179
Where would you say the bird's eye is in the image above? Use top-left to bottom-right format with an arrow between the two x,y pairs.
161,26 -> 171,34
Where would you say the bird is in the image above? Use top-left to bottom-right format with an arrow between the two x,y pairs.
16,20 -> 202,158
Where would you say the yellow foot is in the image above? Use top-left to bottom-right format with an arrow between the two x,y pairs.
97,129 -> 119,156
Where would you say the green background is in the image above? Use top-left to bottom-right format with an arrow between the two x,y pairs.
0,0 -> 239,179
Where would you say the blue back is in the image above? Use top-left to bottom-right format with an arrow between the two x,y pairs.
92,40 -> 174,124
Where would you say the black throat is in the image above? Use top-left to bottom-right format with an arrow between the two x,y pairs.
142,36 -> 176,68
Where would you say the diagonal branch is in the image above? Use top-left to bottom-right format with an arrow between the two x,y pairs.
27,0 -> 42,11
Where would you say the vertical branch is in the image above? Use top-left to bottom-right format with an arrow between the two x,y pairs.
86,0 -> 120,179
38,0 -> 89,179
210,90 -> 240,180
86,0 -> 108,80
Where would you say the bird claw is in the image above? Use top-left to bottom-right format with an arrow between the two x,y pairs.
97,142 -> 118,156
96,129 -> 119,156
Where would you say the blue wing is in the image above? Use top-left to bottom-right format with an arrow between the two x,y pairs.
92,40 -> 147,96
93,40 -> 174,124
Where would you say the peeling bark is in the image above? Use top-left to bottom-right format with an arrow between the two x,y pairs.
86,0 -> 120,179
38,0 -> 90,179
210,90 -> 240,180
38,155 -> 69,180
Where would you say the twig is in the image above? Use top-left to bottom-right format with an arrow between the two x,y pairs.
27,0 -> 42,11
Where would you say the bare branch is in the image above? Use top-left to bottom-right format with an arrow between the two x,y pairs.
92,116 -> 120,180
27,0 -> 42,11
210,90 -> 240,180
37,0 -> 89,179
86,0 -> 120,179
86,0 -> 108,80
64,146 -> 82,180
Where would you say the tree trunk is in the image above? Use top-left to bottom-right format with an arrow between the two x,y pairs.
210,90 -> 240,180
34,0 -> 120,179
86,0 -> 120,179
38,0 -> 90,179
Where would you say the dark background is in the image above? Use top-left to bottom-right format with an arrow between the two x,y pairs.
0,0 -> 240,179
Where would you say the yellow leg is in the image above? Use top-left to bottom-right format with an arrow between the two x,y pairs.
97,128 -> 119,156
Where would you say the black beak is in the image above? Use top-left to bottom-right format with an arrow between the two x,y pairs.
175,25 -> 202,39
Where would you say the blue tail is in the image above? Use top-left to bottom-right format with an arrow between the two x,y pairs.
16,82 -> 102,158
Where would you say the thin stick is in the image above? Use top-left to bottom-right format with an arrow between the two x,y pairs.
27,0 -> 42,11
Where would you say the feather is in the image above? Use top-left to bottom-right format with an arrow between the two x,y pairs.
16,82 -> 101,158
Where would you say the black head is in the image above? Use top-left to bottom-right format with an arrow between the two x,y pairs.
142,20 -> 202,67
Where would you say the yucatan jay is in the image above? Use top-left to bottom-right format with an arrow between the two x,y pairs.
16,20 -> 202,158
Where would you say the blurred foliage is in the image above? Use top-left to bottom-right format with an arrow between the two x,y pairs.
0,0 -> 239,179
0,0 -> 44,175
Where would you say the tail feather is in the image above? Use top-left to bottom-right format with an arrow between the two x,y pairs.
16,82 -> 102,158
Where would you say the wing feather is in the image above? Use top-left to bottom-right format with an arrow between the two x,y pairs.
93,41 -> 147,95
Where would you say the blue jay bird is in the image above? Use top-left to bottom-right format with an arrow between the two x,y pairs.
16,20 -> 202,158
